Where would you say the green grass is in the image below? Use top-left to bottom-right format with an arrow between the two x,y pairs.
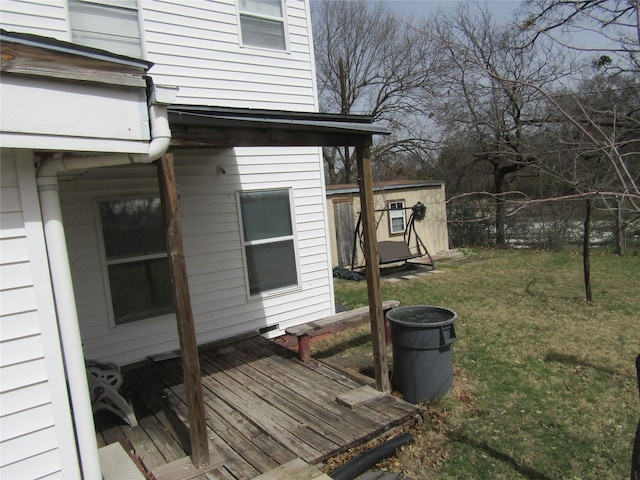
330,249 -> 640,479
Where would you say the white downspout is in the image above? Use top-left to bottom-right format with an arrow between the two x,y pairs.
36,85 -> 177,479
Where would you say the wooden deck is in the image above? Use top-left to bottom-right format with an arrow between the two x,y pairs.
95,335 -> 418,480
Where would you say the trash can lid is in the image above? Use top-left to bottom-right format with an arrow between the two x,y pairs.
387,305 -> 457,327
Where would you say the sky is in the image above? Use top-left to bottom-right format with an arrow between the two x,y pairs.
383,0 -> 522,23
381,1 -> 612,51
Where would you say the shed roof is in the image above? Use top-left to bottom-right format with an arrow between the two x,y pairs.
326,179 -> 444,196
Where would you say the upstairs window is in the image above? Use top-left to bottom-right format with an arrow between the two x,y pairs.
238,189 -> 299,296
98,197 -> 174,325
68,0 -> 143,58
238,0 -> 287,51
388,201 -> 406,235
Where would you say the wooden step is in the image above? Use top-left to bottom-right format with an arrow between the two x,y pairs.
251,458 -> 332,479
98,442 -> 146,480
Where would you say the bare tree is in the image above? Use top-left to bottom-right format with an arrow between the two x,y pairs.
436,1 -> 640,299
522,0 -> 640,75
514,1 -> 640,217
425,3 -> 567,245
312,0 -> 442,183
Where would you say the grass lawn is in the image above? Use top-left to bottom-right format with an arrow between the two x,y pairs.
319,249 -> 640,479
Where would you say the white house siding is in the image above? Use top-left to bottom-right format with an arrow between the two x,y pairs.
60,147 -> 333,365
1,74 -> 150,153
0,0 -> 71,40
0,149 -> 80,479
2,0 -> 332,359
142,0 -> 317,110
1,0 -> 318,111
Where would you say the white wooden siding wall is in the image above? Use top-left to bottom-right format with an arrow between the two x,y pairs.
142,0 -> 316,110
60,148 -> 333,365
0,150 -> 79,478
1,0 -> 317,111
0,0 -> 71,40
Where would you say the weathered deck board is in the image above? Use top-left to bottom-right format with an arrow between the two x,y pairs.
212,344 -> 360,445
137,362 -> 262,480
96,335 -> 418,480
243,338 -> 406,428
157,358 -> 294,472
211,346 -> 357,436
226,341 -> 388,436
129,370 -> 202,466
198,353 -> 335,462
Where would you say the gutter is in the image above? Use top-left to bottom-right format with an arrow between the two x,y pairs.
35,84 -> 177,479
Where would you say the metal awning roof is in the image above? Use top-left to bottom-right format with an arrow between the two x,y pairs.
168,106 -> 390,148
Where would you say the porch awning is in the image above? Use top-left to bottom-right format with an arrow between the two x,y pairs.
167,105 -> 390,148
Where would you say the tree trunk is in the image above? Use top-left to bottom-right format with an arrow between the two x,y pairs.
339,58 -> 354,184
344,146 -> 353,183
494,169 -> 507,247
583,197 -> 592,302
325,148 -> 338,184
615,196 -> 625,256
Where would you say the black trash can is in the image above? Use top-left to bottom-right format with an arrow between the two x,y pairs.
387,305 -> 457,403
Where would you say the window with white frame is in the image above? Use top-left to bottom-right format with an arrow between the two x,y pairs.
238,0 -> 287,51
388,201 -> 406,234
68,0 -> 143,58
97,197 -> 174,325
238,189 -> 299,296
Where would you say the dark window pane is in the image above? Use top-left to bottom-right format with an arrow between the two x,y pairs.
240,190 -> 292,241
108,258 -> 174,324
100,198 -> 166,259
240,15 -> 286,50
246,240 -> 297,295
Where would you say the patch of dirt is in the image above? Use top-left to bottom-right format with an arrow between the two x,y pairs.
321,376 -> 476,478
275,326 -> 477,478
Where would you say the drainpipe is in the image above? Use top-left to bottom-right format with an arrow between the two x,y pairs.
36,85 -> 177,479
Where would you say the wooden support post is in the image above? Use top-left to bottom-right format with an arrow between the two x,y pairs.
356,146 -> 390,393
298,334 -> 311,362
156,153 -> 210,468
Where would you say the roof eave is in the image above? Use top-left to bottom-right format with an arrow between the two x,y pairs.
167,106 -> 390,148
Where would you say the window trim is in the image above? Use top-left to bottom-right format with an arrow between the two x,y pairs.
237,188 -> 301,299
388,200 -> 407,236
95,195 -> 174,329
237,0 -> 289,52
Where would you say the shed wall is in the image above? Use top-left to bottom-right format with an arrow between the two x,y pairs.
327,185 -> 449,267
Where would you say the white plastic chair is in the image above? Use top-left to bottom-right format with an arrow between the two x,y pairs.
86,361 -> 138,428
